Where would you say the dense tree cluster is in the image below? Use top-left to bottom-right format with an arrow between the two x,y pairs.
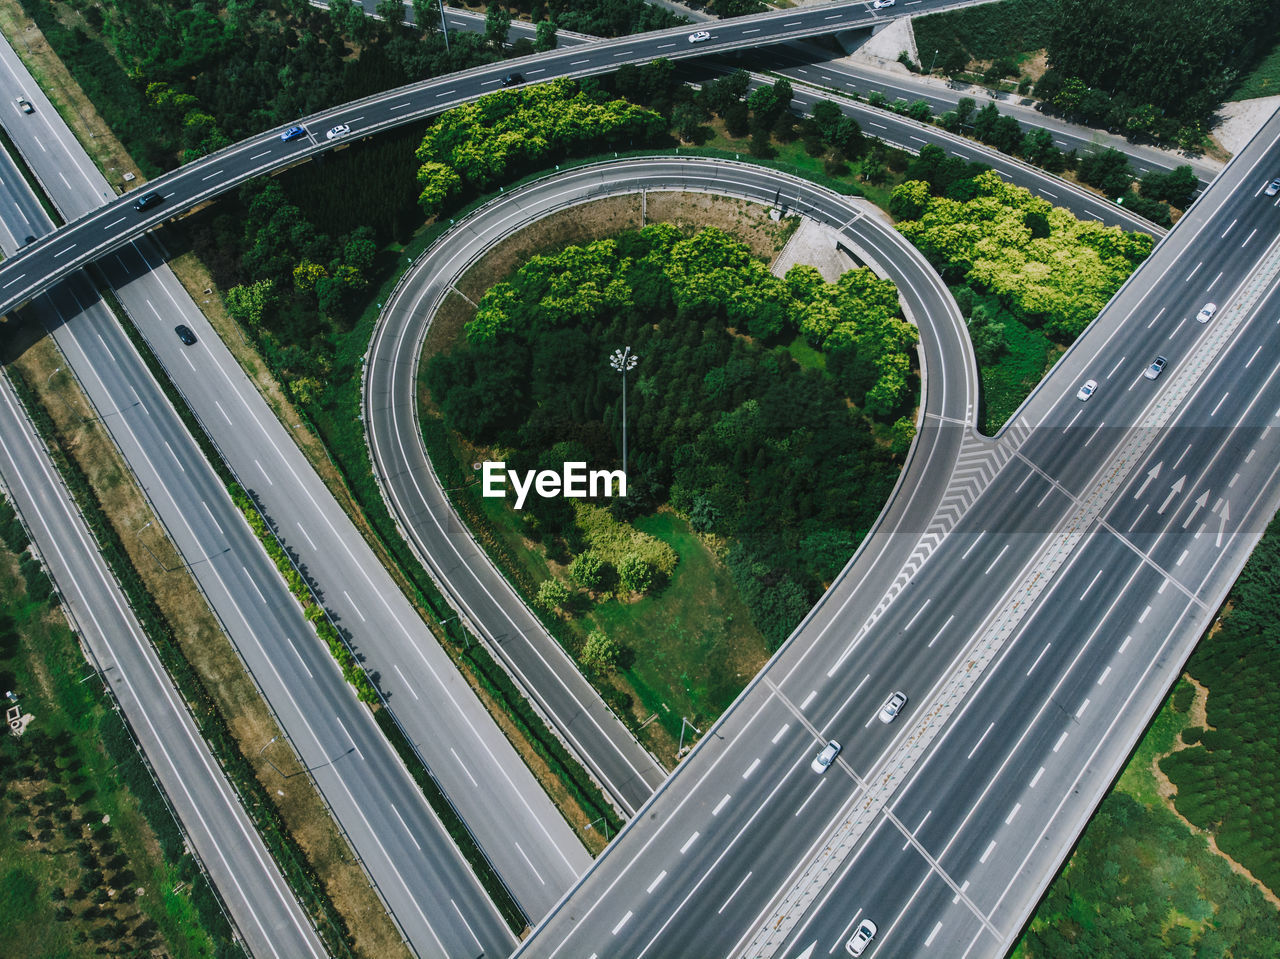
24,0 -> 509,170
1021,792 -> 1280,958
501,0 -> 684,36
1036,0 -> 1277,146
1160,512 -> 1280,898
414,80 -> 666,214
427,226 -> 914,647
891,167 -> 1153,340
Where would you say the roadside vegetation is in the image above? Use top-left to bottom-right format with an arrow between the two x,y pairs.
1018,512 -> 1280,955
914,0 -> 1277,150
0,320 -> 406,958
0,477 -> 232,958
422,221 -> 914,738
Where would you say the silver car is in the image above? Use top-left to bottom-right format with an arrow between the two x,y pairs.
811,740 -> 842,774
1143,356 -> 1167,380
688,30 -> 711,42
846,918 -> 878,955
1196,302 -> 1217,323
1076,379 -> 1097,401
878,691 -> 907,724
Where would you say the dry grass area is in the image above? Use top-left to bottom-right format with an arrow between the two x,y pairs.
0,0 -> 139,192
6,320 -> 409,959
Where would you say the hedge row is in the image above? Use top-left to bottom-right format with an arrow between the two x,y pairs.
7,364 -> 356,958
229,483 -> 378,703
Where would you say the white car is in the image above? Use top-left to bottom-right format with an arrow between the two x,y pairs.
688,30 -> 711,43
846,918 -> 878,956
811,740 -> 841,774
1076,379 -> 1097,401
1143,356 -> 1167,380
326,123 -> 350,140
878,691 -> 907,724
873,0 -> 896,7
1196,302 -> 1217,323
1265,177 -> 1280,197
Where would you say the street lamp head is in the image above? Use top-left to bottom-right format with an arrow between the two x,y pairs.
609,347 -> 638,373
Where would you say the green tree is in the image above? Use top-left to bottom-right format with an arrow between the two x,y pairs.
568,551 -> 608,590
534,18 -> 557,51
536,577 -> 571,611
224,279 -> 274,328
484,2 -> 511,47
617,554 -> 654,593
580,630 -> 623,673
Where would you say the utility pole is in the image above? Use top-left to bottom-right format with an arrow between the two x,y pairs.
609,347 -> 639,476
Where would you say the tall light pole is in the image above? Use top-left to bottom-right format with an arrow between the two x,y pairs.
609,347 -> 639,476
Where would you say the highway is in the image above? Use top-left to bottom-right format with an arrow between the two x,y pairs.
511,108 -> 1280,958
0,284 -> 324,959
364,156 -> 978,818
0,0 -> 992,319
0,34 -> 555,954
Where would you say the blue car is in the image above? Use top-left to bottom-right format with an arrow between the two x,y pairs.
280,125 -> 307,142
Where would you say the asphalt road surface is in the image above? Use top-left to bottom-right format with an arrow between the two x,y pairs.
510,111 -> 1280,959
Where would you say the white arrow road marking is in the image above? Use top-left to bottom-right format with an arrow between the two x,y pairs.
1134,461 -> 1161,498
1217,501 -> 1231,548
1158,475 -> 1186,514
1182,489 -> 1210,529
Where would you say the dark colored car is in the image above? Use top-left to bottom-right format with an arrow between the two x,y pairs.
500,73 -> 525,87
175,324 -> 197,346
132,191 -> 163,212
280,125 -> 307,142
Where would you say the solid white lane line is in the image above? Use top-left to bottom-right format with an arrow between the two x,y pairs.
450,747 -> 478,787
449,899 -> 483,952
1030,767 -> 1045,788
903,809 -> 931,850
1210,392 -> 1230,416
342,590 -> 367,622
214,399 -> 234,425
680,831 -> 700,854
1024,640 -> 1044,676
1146,306 -> 1166,329
1220,217 -> 1237,238
983,544 -> 1009,575
333,714 -> 364,762
1128,503 -> 1149,532
1243,227 -> 1258,247
927,614 -> 954,648
904,598 -> 930,630
1246,344 -> 1263,368
647,871 -> 666,894
390,804 -> 421,851
967,722 -> 994,760
296,522 -> 317,551
960,530 -> 985,559
1083,421 -> 1105,447
392,664 -> 419,701
1184,261 -> 1202,282
794,779 -> 826,817
742,759 -> 760,780
255,459 -> 273,485
1036,483 -> 1057,509
242,567 -> 266,603
772,723 -> 790,744
1167,317 -> 1187,340
1080,569 -> 1102,599
1005,802 -> 1021,825
204,501 -> 226,536
249,150 -> 270,160
713,793 -> 731,815
163,440 -> 185,472
1207,270 -> 1223,291
284,636 -> 313,678
514,842 -> 546,885
1106,357 -> 1125,379
717,872 -> 753,915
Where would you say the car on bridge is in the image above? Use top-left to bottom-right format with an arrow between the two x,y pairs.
878,691 -> 907,724
280,125 -> 307,142
1144,356 -> 1167,380
846,918 -> 877,955
812,740 -> 842,774
1265,177 -> 1280,197
688,30 -> 711,42
1077,379 -> 1097,401
1196,302 -> 1217,323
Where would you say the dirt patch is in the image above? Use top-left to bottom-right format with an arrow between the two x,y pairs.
456,195 -> 644,303
644,191 -> 796,259
7,323 -> 409,959
1149,674 -> 1279,910
0,0 -> 140,191
1020,50 -> 1049,83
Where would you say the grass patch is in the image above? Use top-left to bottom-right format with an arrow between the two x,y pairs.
784,334 -> 827,372
1230,39 -> 1280,101
2,321 -> 403,959
0,501 -> 227,957
959,287 -> 1061,436
592,512 -> 768,736
912,0 -> 1057,72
